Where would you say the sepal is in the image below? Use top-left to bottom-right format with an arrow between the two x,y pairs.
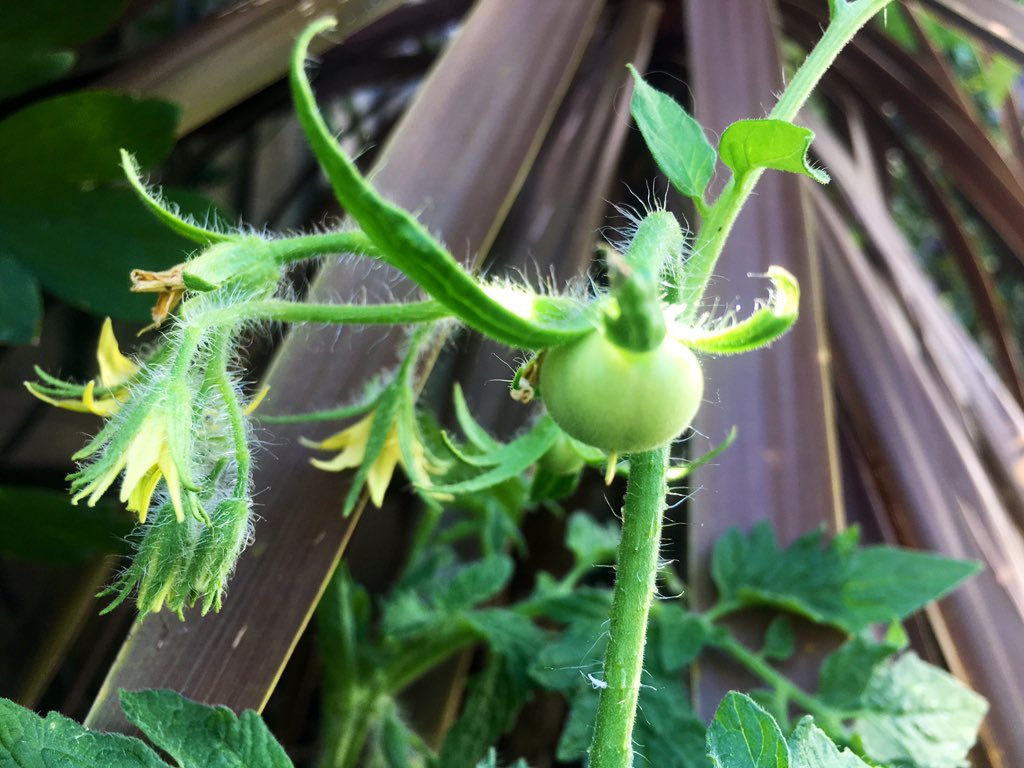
672,266 -> 799,354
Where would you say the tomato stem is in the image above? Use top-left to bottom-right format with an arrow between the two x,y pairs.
589,446 -> 668,768
676,0 -> 895,322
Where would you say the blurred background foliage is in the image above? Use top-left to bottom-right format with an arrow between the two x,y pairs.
2,1 -> 1024,766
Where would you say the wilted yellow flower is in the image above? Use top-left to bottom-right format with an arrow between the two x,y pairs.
25,319 -> 137,417
73,412 -> 187,524
303,412 -> 428,508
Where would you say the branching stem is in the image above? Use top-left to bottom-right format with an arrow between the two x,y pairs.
677,0 -> 895,321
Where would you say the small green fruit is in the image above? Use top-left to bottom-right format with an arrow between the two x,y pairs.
539,331 -> 703,453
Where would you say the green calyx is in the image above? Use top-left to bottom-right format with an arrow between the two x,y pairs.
602,211 -> 681,353
182,239 -> 282,295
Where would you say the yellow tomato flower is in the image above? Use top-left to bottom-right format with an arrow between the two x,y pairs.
25,319 -> 138,417
72,412 -> 187,524
303,412 -> 427,508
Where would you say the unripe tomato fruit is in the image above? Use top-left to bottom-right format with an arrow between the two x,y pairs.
539,331 -> 703,454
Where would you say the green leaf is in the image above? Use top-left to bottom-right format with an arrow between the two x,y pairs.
120,689 -> 294,768
535,607 -> 708,768
121,150 -> 235,245
425,417 -> 560,494
290,20 -> 589,349
0,696 -> 167,767
527,580 -> 613,626
634,669 -> 709,768
853,653 -> 987,768
531,611 -> 607,694
711,523 -> 980,633
440,556 -> 515,610
817,630 -> 906,711
438,658 -> 525,767
382,552 -> 517,637
627,65 -> 716,201
0,254 -> 42,344
565,511 -> 620,569
719,119 -> 829,184
0,47 -> 75,101
3,0 -> 130,48
653,608 -> 709,671
452,382 -> 500,451
0,485 -> 131,563
374,704 -> 416,768
0,92 -> 178,197
842,546 -> 982,629
788,717 -> 872,768
464,608 -> 546,680
674,267 -> 799,355
0,187 -> 215,321
706,692 -> 789,768
762,616 -> 796,661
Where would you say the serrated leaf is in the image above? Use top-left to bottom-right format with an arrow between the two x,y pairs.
654,608 -> 709,671
711,523 -> 979,633
528,580 -> 613,625
439,555 -> 514,610
841,546 -> 982,629
438,658 -> 525,767
707,692 -> 789,768
0,254 -> 42,344
719,119 -> 829,184
531,610 -> 607,694
0,92 -> 178,197
464,608 -> 546,686
120,689 -> 293,768
817,632 -> 905,711
853,653 -> 987,768
788,717 -> 872,768
565,511 -> 620,569
674,266 -> 799,354
0,697 -> 167,767
0,485 -> 131,563
628,65 -> 716,201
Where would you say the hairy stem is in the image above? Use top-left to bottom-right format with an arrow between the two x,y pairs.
210,329 -> 250,498
200,298 -> 448,328
677,0 -> 895,320
589,447 -> 668,768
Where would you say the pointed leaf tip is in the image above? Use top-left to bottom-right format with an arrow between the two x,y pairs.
720,119 -> 830,184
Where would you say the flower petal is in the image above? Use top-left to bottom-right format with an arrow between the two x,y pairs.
158,444 -> 186,523
97,318 -> 138,388
82,380 -> 122,417
366,445 -> 400,508
119,417 -> 165,505
309,441 -> 366,472
305,414 -> 374,451
24,382 -> 93,413
126,466 -> 162,523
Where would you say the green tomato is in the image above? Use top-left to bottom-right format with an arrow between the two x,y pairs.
538,331 -> 703,454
